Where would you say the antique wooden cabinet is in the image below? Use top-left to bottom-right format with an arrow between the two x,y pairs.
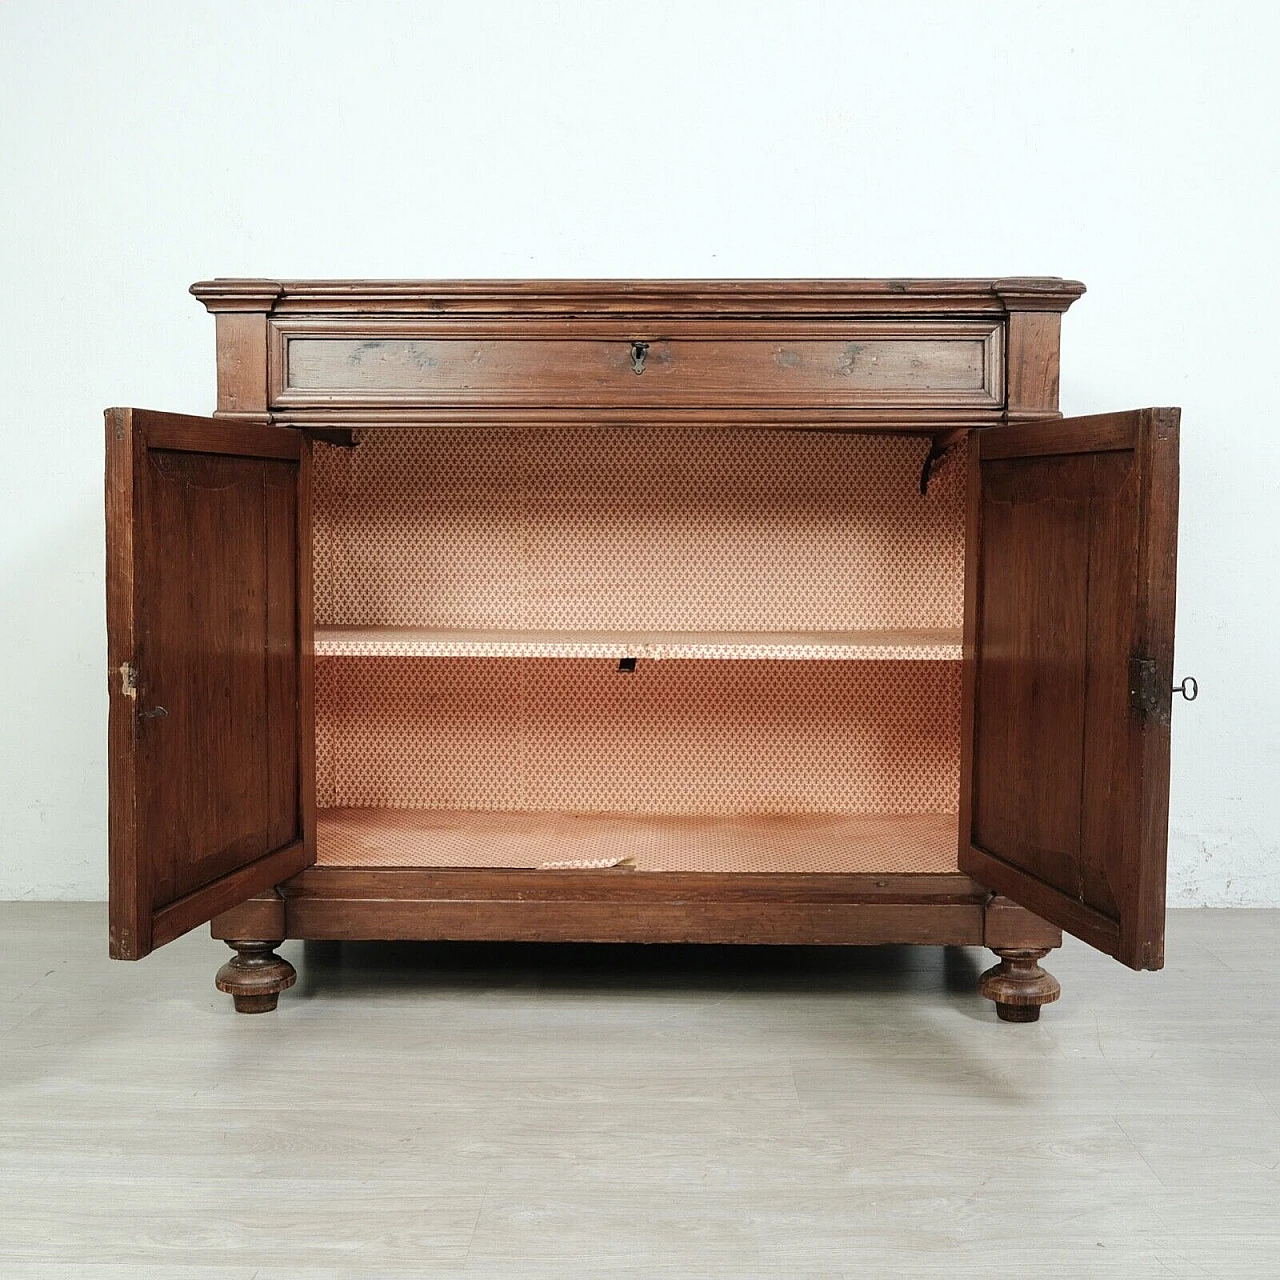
105,278 -> 1186,1020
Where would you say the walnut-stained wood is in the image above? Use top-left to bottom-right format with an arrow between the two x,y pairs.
190,277 -> 1084,429
287,866 -> 988,904
959,408 -> 1180,970
1005,310 -> 1063,421
978,948 -> 1061,1022
214,940 -> 297,1014
105,408 -> 314,959
297,437 -> 317,866
271,319 -> 1003,412
209,890 -> 287,942
231,864 -> 994,956
285,899 -> 985,947
192,276 -> 1085,317
274,405 -> 1009,430
278,866 -> 989,946
193,279 -> 282,424
982,895 -> 1063,951
213,312 -> 272,423
101,276 -> 1188,1022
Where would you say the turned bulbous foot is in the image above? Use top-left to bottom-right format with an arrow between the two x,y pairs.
980,947 -> 1060,1023
215,940 -> 296,1014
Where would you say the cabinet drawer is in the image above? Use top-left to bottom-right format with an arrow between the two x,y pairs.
270,320 -> 1003,412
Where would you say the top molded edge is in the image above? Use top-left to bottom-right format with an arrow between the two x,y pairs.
189,279 -> 285,312
189,277 -> 1086,316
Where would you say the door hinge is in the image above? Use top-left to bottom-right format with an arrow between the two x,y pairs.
1128,655 -> 1170,726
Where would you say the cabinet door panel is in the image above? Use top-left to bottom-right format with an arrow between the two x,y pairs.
106,408 -> 314,959
959,408 -> 1179,969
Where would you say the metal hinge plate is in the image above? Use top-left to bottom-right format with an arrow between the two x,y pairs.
1128,655 -> 1170,726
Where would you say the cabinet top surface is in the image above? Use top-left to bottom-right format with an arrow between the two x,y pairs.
191,277 -> 1086,315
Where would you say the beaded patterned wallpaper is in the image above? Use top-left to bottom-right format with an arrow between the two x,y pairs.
315,656 -> 961,814
313,429 -> 964,816
312,427 -> 966,632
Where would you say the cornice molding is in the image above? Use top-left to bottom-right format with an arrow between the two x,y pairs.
190,279 -> 285,313
190,277 -> 1086,318
992,277 -> 1087,312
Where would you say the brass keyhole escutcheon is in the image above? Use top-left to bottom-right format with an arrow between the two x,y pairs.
630,341 -> 649,375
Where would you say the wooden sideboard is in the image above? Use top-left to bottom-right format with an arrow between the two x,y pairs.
104,278 -> 1184,1020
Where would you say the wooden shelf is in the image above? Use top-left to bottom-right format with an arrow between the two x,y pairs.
316,808 -> 960,874
314,626 -> 962,661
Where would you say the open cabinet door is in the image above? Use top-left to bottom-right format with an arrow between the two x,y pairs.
959,408 -> 1180,970
106,408 -> 314,959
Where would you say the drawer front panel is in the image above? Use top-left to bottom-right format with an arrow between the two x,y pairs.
271,320 -> 1003,410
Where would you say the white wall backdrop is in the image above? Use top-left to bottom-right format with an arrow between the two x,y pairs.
1,1 -> 1276,903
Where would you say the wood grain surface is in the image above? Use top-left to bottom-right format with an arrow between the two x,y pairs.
961,409 -> 1180,969
105,409 -> 312,958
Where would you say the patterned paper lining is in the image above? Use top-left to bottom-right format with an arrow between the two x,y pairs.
311,429 -> 966,860
316,658 -> 961,815
313,428 -> 966,632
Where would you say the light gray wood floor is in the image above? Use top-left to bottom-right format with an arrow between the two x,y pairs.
0,905 -> 1276,1278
